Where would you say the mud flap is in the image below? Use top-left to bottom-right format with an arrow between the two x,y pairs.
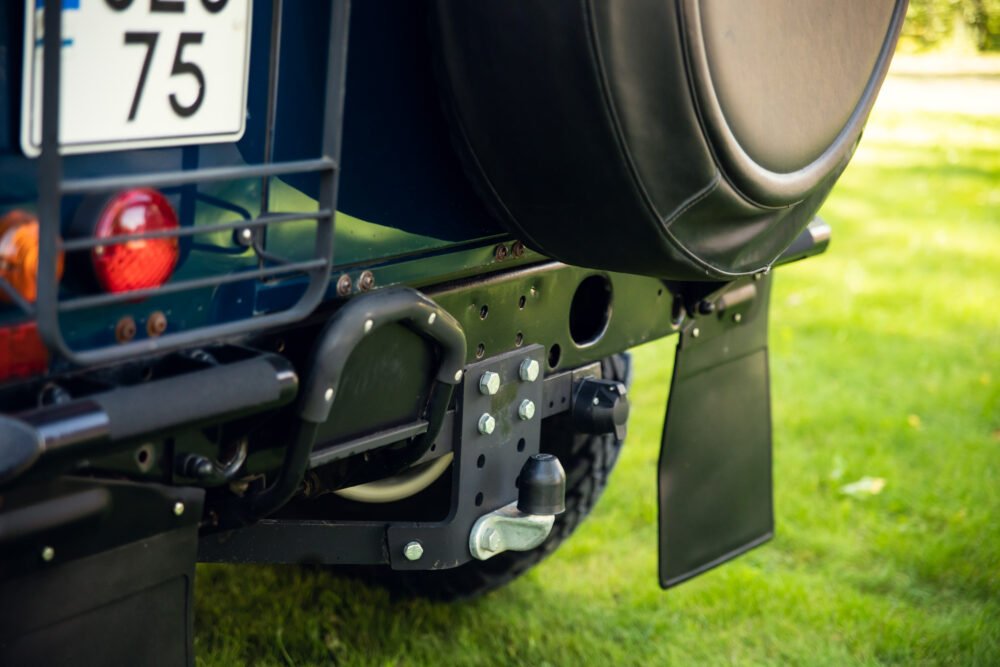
659,276 -> 774,588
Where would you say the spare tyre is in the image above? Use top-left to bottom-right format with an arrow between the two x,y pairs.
431,0 -> 907,280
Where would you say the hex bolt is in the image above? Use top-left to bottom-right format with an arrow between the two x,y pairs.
733,313 -> 743,324
478,413 -> 497,435
518,399 -> 536,421
173,501 -> 185,517
519,358 -> 540,383
483,528 -> 501,551
41,546 -> 55,562
479,371 -> 501,396
403,541 -> 424,561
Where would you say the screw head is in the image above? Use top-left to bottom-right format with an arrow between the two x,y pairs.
518,399 -> 536,421
173,501 -> 185,517
357,270 -> 375,291
479,371 -> 501,396
519,358 -> 540,383
336,273 -> 352,297
41,546 -> 55,562
478,413 -> 496,435
403,541 -> 424,561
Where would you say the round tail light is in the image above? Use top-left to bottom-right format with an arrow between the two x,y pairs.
92,189 -> 179,293
0,210 -> 64,303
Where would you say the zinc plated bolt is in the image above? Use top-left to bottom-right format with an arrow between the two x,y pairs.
403,541 -> 424,561
173,502 -> 185,517
479,371 -> 501,396
478,413 -> 496,435
519,358 -> 540,383
518,399 -> 536,421
482,528 -> 501,551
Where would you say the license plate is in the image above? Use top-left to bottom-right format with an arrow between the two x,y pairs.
21,0 -> 252,157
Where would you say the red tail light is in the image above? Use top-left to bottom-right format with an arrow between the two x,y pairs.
92,189 -> 179,293
0,322 -> 47,381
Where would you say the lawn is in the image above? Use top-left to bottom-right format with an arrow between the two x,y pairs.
195,62 -> 1000,666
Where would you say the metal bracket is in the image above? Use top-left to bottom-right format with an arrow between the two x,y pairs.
468,502 -> 555,561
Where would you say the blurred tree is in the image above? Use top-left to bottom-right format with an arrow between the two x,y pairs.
904,0 -> 1000,51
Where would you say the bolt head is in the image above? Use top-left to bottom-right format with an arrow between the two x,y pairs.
479,371 -> 501,396
427,312 -> 437,325
691,327 -> 701,339
363,319 -> 374,333
733,313 -> 743,323
478,413 -> 496,435
519,358 -> 540,383
41,546 -> 55,562
240,228 -> 253,241
483,528 -> 501,551
518,399 -> 536,421
454,370 -> 464,382
173,501 -> 185,517
403,541 -> 424,561
324,387 -> 334,402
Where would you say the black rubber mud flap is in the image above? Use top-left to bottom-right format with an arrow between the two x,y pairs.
659,276 -> 774,588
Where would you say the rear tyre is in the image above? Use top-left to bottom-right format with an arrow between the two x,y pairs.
376,353 -> 631,601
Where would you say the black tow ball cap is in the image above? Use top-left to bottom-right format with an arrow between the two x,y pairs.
517,453 -> 566,516
571,378 -> 630,441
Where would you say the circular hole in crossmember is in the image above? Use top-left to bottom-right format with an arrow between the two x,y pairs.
548,343 -> 561,369
477,454 -> 486,468
517,438 -> 526,452
475,492 -> 484,506
569,274 -> 612,346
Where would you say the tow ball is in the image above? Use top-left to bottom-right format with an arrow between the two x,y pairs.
469,453 -> 566,560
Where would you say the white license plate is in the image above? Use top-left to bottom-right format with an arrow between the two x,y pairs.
21,0 -> 252,157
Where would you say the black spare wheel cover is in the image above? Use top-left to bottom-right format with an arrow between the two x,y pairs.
432,0 -> 907,280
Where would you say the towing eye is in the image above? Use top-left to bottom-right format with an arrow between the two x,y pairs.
238,286 -> 467,522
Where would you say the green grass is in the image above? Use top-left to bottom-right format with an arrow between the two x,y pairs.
195,84 -> 1000,665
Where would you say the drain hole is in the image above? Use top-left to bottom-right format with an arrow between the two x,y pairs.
475,492 -> 484,506
569,275 -> 612,346
517,438 -> 526,452
477,454 -> 486,468
480,304 -> 489,320
518,295 -> 526,309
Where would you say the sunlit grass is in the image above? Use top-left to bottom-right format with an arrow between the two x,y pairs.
195,83 -> 1000,666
